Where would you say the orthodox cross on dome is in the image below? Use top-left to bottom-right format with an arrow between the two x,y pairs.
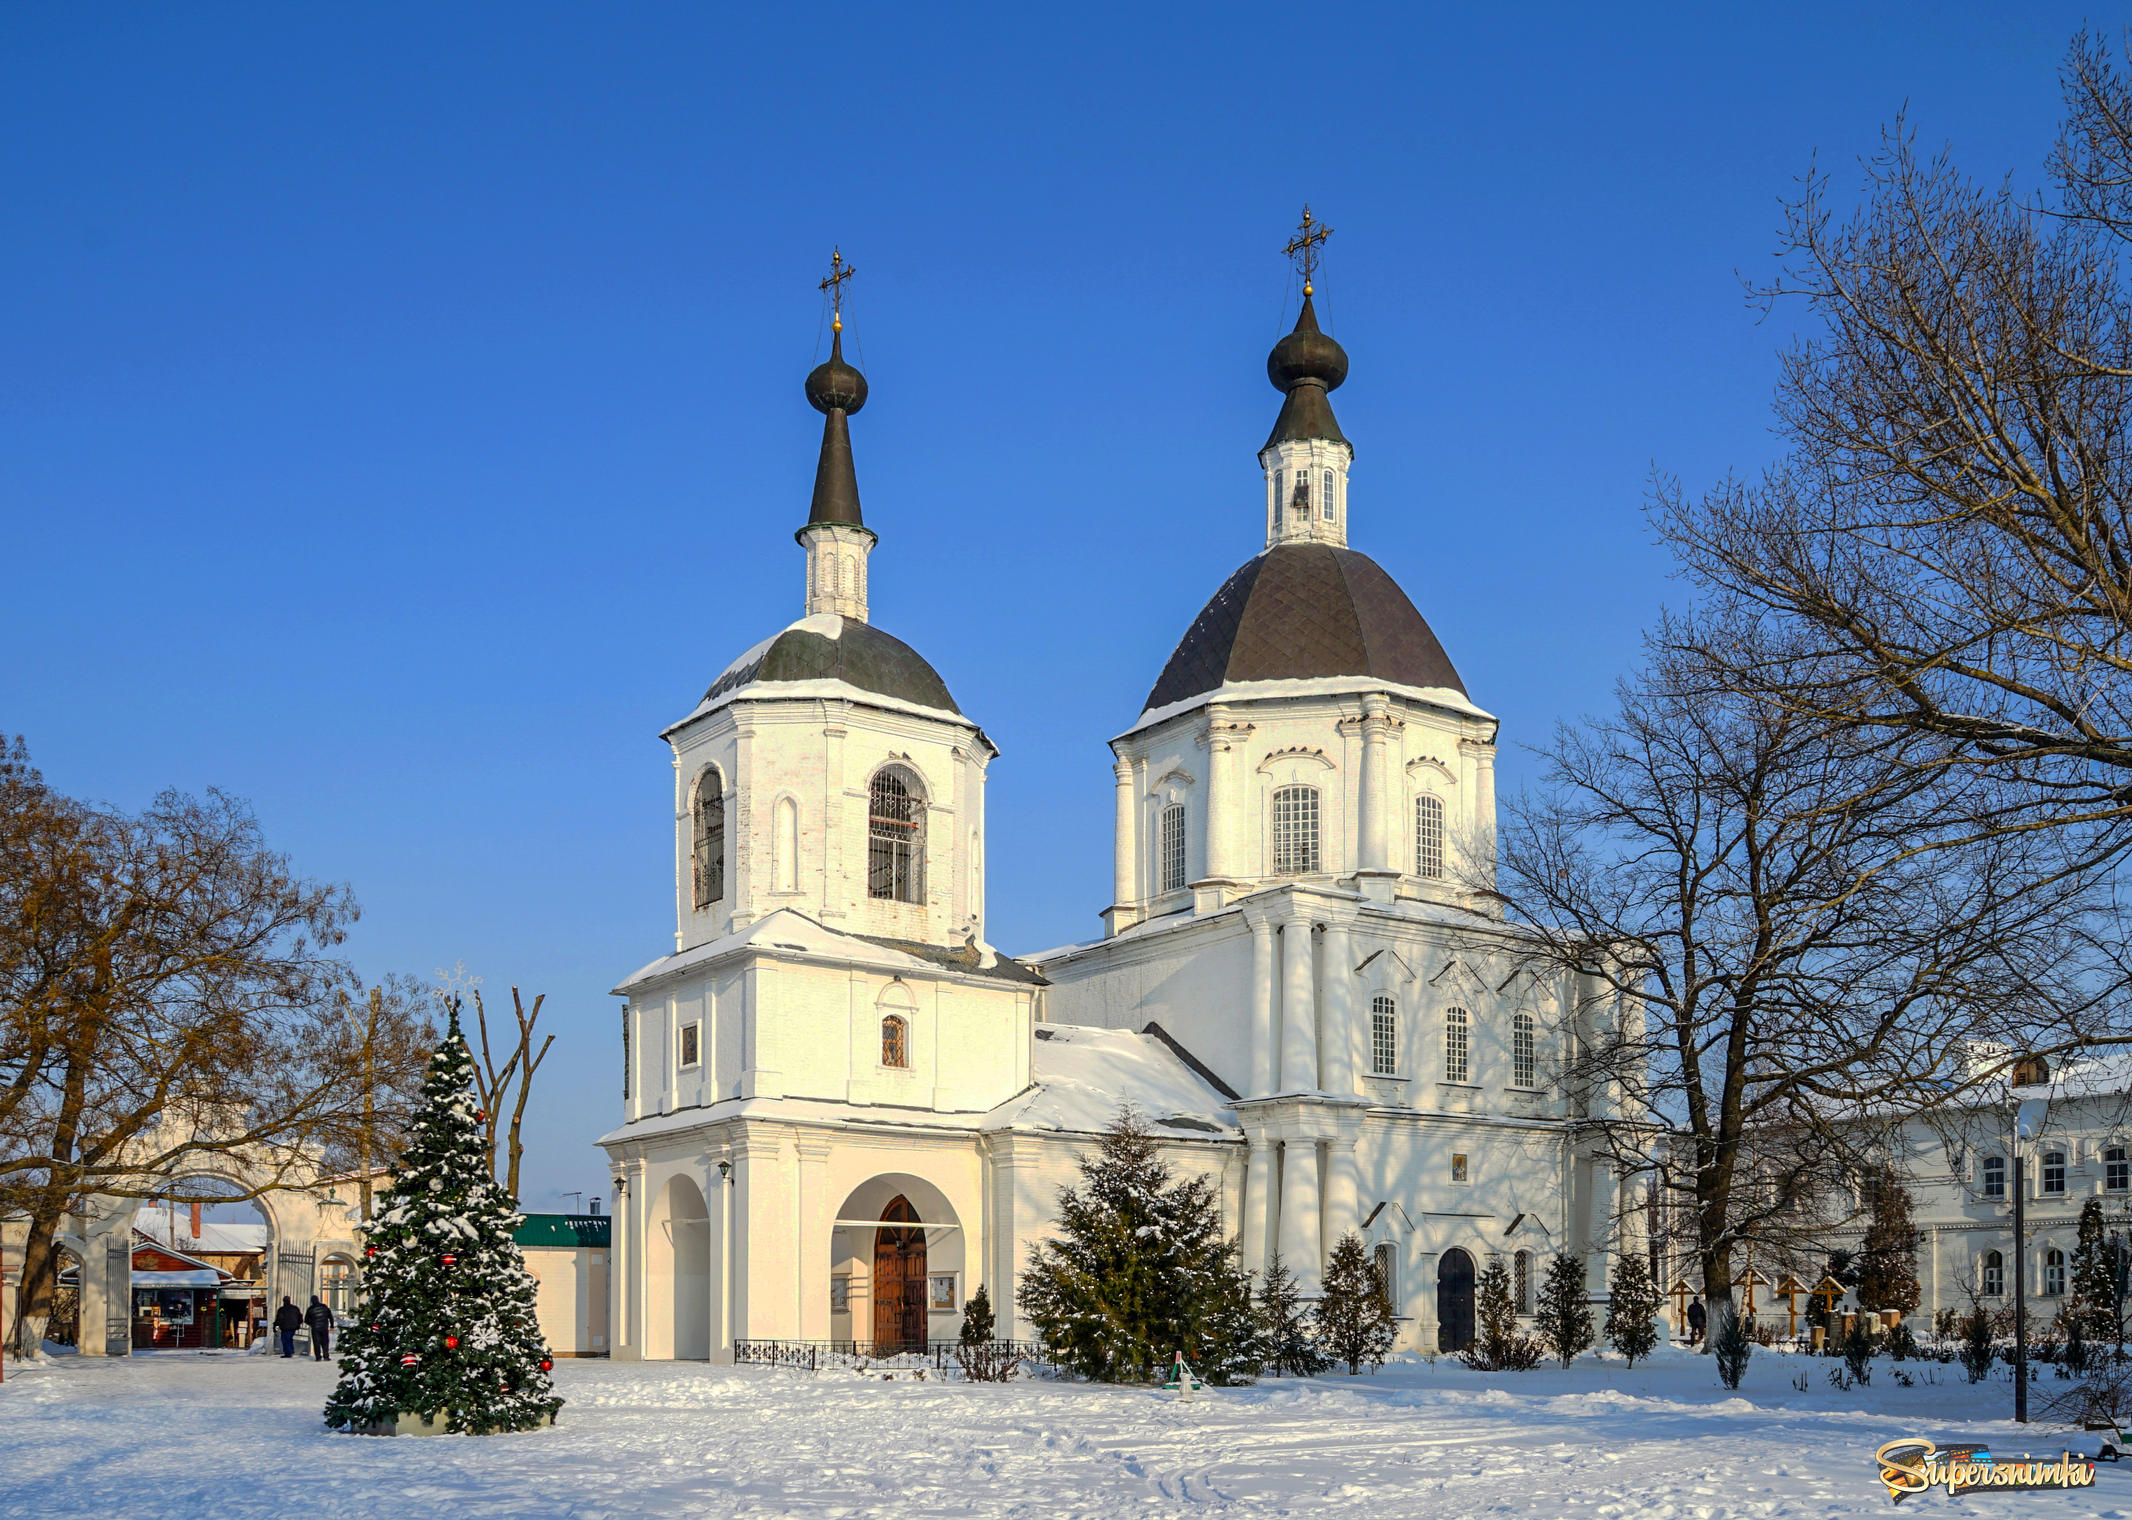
819,246 -> 857,331
1283,205 -> 1332,296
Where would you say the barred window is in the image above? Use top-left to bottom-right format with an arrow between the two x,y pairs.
1514,1250 -> 1532,1313
1370,994 -> 1397,1076
1323,468 -> 1337,520
2043,1150 -> 2067,1196
867,768 -> 925,903
1159,804 -> 1187,893
2108,1147 -> 2129,1193
1512,1011 -> 1537,1089
2046,1248 -> 2068,1296
1981,1249 -> 2004,1297
1415,794 -> 1444,879
1982,1156 -> 2006,1199
1372,1243 -> 1396,1306
692,766 -> 726,909
1271,785 -> 1320,875
1444,1006 -> 1471,1083
881,1014 -> 909,1069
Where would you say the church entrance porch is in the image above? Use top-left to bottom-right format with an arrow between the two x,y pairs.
1437,1248 -> 1476,1353
829,1175 -> 965,1356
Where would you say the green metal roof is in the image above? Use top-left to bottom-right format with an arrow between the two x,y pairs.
513,1212 -> 611,1249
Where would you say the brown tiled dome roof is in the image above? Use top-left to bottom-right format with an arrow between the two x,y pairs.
1143,543 -> 1465,714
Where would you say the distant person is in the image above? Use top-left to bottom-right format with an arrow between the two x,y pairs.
305,1295 -> 335,1361
1686,1295 -> 1707,1347
274,1296 -> 303,1358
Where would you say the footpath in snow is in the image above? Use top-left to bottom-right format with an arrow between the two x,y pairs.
2,1343 -> 2127,1519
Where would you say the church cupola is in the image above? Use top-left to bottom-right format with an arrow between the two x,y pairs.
798,248 -> 877,620
1260,207 -> 1354,550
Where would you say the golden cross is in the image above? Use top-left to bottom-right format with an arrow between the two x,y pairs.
819,247 -> 856,331
1283,205 -> 1332,297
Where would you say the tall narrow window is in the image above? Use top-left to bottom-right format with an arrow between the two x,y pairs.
2043,1150 -> 2067,1196
867,768 -> 925,903
1512,1011 -> 1537,1089
1272,469 -> 1283,522
2046,1248 -> 2068,1296
1981,1249 -> 2005,1296
1271,785 -> 1320,875
692,767 -> 726,910
774,797 -> 799,893
2108,1147 -> 2129,1193
1514,1250 -> 1532,1313
1322,468 -> 1337,520
1292,471 -> 1311,519
1159,804 -> 1187,893
1444,1007 -> 1471,1083
1415,794 -> 1445,879
1982,1156 -> 2006,1199
880,1014 -> 909,1069
1370,995 -> 1398,1076
1372,1243 -> 1396,1307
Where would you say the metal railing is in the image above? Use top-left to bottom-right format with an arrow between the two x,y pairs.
733,1338 -> 1055,1377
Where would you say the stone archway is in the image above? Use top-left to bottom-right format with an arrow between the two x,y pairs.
646,1173 -> 710,1360
1437,1248 -> 1476,1353
831,1174 -> 964,1356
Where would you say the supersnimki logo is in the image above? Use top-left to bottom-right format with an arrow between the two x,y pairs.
1874,1438 -> 2099,1501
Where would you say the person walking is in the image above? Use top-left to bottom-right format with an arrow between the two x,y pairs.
304,1295 -> 334,1362
1686,1295 -> 1707,1347
274,1296 -> 303,1358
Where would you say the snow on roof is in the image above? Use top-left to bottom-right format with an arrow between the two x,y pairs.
988,1024 -> 1238,1138
134,1206 -> 268,1255
1125,674 -> 1495,740
132,1269 -> 224,1288
615,908 -> 1033,996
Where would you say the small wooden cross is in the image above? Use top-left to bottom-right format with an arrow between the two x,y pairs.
1284,205 -> 1333,296
819,246 -> 856,330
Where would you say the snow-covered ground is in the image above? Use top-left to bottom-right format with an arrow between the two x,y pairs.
4,1344 -> 2129,1518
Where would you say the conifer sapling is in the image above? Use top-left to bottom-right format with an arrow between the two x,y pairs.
1257,1253 -> 1328,1377
1603,1248 -> 1661,1368
1534,1252 -> 1595,1368
1313,1233 -> 1396,1375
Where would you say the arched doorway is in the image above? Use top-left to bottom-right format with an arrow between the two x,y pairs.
661,1175 -> 711,1360
1437,1248 -> 1476,1353
873,1196 -> 927,1353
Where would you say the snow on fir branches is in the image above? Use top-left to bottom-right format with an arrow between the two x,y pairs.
324,1007 -> 561,1435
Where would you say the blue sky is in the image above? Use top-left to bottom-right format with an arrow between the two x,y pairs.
0,2 -> 2102,1207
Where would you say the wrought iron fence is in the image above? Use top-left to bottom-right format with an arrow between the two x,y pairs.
733,1338 -> 1056,1377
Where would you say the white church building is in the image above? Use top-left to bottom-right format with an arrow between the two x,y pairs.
597,250 -> 1633,1362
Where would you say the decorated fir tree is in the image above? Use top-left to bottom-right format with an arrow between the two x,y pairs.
1257,1253 -> 1329,1377
1017,1107 -> 1264,1384
1313,1233 -> 1396,1374
324,1011 -> 561,1435
1534,1252 -> 1595,1367
1603,1248 -> 1661,1368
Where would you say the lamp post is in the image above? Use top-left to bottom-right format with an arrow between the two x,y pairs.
2013,1095 -> 2050,1424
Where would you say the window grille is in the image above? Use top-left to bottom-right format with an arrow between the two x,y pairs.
1323,468 -> 1336,520
2046,1248 -> 2068,1296
1370,995 -> 1397,1076
1444,1007 -> 1471,1084
2108,1147 -> 2129,1193
868,769 -> 925,903
1981,1250 -> 2005,1297
2043,1150 -> 2067,1196
1415,794 -> 1445,879
1271,785 -> 1320,875
1159,804 -> 1187,893
693,768 -> 726,909
880,1014 -> 909,1069
1512,1011 -> 1537,1089
679,1022 -> 700,1069
1372,1243 -> 1396,1306
1514,1251 -> 1531,1313
1982,1156 -> 2006,1199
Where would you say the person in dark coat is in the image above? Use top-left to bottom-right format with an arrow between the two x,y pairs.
304,1296 -> 334,1361
1686,1295 -> 1707,1346
274,1296 -> 303,1358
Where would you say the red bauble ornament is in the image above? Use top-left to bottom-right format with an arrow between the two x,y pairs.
400,1353 -> 421,1366
475,1110 -> 487,1123
539,1359 -> 552,1372
442,1254 -> 457,1267
365,1246 -> 376,1257
445,1335 -> 459,1349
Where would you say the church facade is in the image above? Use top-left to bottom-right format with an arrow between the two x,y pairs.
597,252 -> 1634,1362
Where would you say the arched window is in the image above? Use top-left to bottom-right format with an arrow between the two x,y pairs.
1512,1011 -> 1537,1089
867,768 -> 925,903
2107,1147 -> 2128,1193
774,797 -> 799,894
2046,1248 -> 2068,1296
1271,469 -> 1282,521
692,767 -> 726,910
322,1256 -> 359,1316
880,1014 -> 909,1069
2043,1150 -> 2067,1196
1444,1007 -> 1471,1084
1372,1243 -> 1396,1306
1982,1156 -> 2006,1199
1322,468 -> 1337,520
1159,804 -> 1187,893
1981,1249 -> 2005,1297
1370,995 -> 1398,1076
1271,785 -> 1320,875
1415,794 -> 1445,879
1292,471 -> 1311,519
1513,1250 -> 1532,1314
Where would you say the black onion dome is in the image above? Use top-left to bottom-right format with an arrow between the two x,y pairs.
1142,543 -> 1464,714
805,329 -> 869,415
1267,293 -> 1348,392
705,616 -> 961,716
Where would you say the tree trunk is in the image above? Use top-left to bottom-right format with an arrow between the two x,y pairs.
9,1204 -> 67,1358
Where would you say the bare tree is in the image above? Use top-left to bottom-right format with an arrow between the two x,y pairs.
320,977 -> 437,1221
467,986 -> 552,1201
1491,623 -> 2113,1335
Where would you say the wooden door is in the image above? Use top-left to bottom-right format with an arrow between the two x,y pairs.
1437,1248 -> 1476,1352
872,1196 -> 927,1353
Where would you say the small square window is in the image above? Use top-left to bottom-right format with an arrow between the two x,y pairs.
679,1022 -> 701,1069
1451,1152 -> 1469,1184
928,1274 -> 956,1311
830,1276 -> 850,1313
